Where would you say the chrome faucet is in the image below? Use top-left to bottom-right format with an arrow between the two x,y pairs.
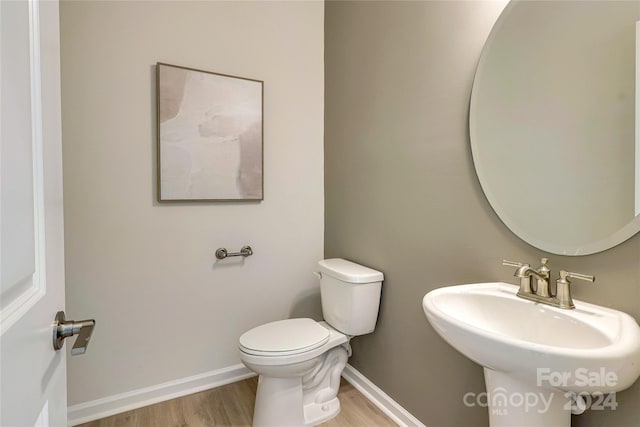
502,259 -> 594,309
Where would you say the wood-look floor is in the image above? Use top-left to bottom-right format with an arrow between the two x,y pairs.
75,377 -> 398,427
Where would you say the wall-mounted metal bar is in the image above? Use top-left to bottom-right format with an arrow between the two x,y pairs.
215,245 -> 253,260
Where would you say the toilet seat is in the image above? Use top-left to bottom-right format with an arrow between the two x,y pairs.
239,318 -> 330,357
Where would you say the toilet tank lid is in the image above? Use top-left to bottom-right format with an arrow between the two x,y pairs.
318,258 -> 384,283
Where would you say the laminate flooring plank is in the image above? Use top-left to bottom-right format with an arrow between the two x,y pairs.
323,381 -> 397,427
74,376 -> 398,427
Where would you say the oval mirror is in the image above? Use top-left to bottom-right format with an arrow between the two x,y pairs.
470,0 -> 640,255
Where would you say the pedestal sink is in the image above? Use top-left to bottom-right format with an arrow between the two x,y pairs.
422,282 -> 640,427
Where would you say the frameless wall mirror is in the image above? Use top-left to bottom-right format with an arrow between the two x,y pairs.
470,0 -> 640,255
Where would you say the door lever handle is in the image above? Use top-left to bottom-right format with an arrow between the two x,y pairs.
53,311 -> 95,355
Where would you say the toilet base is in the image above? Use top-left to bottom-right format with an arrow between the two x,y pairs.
252,375 -> 342,427
250,344 -> 349,427
253,376 -> 305,427
304,396 -> 340,426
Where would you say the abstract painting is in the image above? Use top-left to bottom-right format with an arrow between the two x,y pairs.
157,63 -> 263,201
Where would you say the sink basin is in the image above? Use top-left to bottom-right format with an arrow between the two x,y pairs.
423,282 -> 640,426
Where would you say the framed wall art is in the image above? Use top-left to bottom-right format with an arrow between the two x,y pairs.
156,62 -> 263,201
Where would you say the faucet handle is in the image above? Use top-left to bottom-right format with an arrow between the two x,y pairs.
560,270 -> 595,283
556,270 -> 595,309
502,260 -> 528,268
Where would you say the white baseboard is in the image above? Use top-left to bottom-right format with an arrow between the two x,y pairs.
67,362 -> 423,427
342,364 -> 425,427
67,364 -> 255,426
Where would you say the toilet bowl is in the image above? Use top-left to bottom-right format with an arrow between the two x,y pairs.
240,319 -> 349,426
238,259 -> 384,427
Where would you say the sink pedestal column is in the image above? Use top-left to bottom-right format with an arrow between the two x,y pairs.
484,369 -> 571,427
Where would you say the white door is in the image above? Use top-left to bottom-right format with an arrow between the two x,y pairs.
1,0 -> 67,426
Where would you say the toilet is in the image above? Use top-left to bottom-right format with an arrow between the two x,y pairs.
238,258 -> 384,427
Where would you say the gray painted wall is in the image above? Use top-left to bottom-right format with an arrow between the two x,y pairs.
324,2 -> 640,426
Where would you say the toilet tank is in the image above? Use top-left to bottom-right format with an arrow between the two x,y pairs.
318,258 -> 384,336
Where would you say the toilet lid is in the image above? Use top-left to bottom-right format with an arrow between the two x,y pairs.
239,318 -> 330,356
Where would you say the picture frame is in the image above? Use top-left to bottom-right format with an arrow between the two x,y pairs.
156,62 -> 263,202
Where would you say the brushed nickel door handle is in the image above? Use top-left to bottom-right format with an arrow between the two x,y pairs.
52,311 -> 95,355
